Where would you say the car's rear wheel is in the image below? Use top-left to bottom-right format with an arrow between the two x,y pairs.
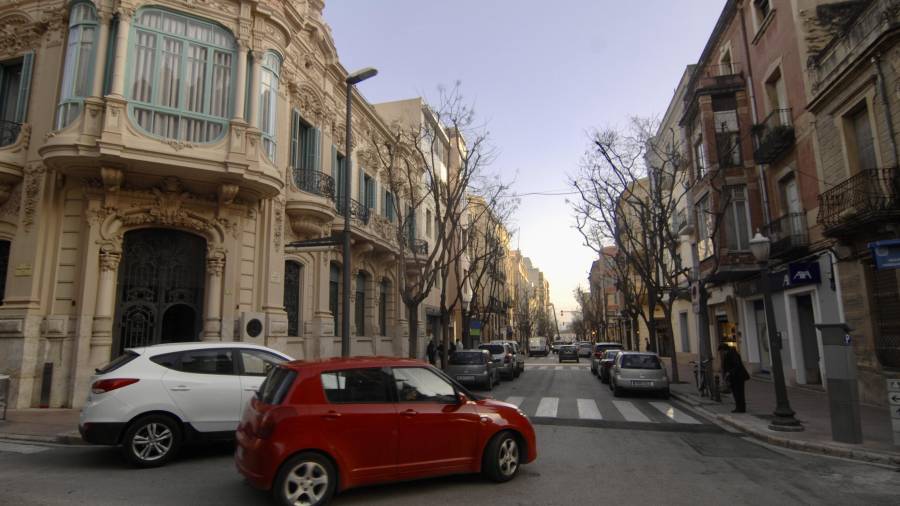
121,414 -> 181,468
482,431 -> 521,483
274,452 -> 336,506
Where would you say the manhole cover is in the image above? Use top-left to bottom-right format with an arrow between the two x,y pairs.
681,433 -> 783,459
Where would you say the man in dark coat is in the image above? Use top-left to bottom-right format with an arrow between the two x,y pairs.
426,338 -> 436,365
720,344 -> 750,413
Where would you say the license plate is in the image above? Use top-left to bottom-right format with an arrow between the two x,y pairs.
632,380 -> 652,386
457,375 -> 475,382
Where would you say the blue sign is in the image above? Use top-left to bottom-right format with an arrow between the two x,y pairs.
786,261 -> 820,287
869,240 -> 900,270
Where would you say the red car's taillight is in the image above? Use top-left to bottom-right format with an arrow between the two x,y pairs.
91,378 -> 139,394
594,351 -> 604,358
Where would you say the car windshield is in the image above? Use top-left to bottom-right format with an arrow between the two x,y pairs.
604,350 -> 621,359
480,344 -> 505,354
578,343 -> 592,349
449,352 -> 486,365
561,346 -> 575,351
620,355 -> 662,369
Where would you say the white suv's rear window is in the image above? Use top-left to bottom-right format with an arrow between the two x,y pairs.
96,351 -> 139,374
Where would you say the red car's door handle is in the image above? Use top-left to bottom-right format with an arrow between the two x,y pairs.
322,410 -> 341,420
402,409 -> 418,417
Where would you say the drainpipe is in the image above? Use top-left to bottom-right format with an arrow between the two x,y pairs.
873,55 -> 900,167
739,2 -> 772,225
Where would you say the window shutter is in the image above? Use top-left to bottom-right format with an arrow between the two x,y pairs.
331,144 -> 337,177
289,109 -> 300,170
15,51 -> 34,123
371,180 -> 378,210
312,128 -> 322,171
358,168 -> 364,203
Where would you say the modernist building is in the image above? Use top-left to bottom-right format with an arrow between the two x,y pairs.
0,0 -> 442,409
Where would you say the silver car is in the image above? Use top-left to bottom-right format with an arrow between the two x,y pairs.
491,340 -> 525,376
610,352 -> 669,398
445,350 -> 498,390
479,343 -> 516,380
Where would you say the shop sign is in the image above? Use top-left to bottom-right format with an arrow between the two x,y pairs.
785,261 -> 820,288
469,320 -> 482,337
869,240 -> 900,270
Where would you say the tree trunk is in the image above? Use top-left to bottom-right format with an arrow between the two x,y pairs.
440,310 -> 451,369
408,301 -> 420,359
662,304 -> 680,383
462,310 -> 472,349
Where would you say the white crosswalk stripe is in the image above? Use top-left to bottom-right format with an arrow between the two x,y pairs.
554,366 -> 563,371
649,402 -> 701,424
505,396 -> 525,407
612,400 -> 653,423
535,397 -> 559,417
0,442 -> 51,454
576,398 -> 603,420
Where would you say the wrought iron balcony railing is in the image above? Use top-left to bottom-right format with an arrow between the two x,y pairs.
335,197 -> 370,225
818,167 -> 900,233
0,119 -> 21,148
293,169 -> 335,200
407,238 -> 428,255
752,108 -> 794,164
703,62 -> 742,78
763,212 -> 809,258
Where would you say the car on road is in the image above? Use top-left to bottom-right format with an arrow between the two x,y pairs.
598,349 -> 622,384
528,337 -> 549,357
446,350 -> 498,390
550,341 -> 566,354
491,340 -> 525,376
557,344 -> 579,363
79,342 -> 291,467
609,352 -> 669,398
577,342 -> 594,358
235,357 -> 537,506
589,342 -> 625,375
479,343 -> 517,379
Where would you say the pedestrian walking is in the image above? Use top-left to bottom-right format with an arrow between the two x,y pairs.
720,344 -> 750,413
426,337 -> 436,365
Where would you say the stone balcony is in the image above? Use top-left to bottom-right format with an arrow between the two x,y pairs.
818,167 -> 900,236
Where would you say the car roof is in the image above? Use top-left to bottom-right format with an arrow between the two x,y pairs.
618,351 -> 659,356
595,342 -> 623,346
279,356 -> 428,372
127,342 -> 290,356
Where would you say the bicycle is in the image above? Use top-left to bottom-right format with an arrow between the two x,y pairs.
690,359 -> 713,398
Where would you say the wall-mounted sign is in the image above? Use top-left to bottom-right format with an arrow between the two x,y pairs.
869,240 -> 900,270
786,261 -> 821,287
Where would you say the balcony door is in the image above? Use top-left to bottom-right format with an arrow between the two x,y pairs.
848,105 -> 877,175
781,176 -> 802,235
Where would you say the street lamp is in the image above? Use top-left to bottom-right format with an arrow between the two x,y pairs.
749,232 -> 803,431
341,67 -> 378,358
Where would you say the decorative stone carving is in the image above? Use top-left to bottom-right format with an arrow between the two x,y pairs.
218,183 -> 239,207
0,13 -> 45,57
0,183 -> 21,220
0,123 -> 31,154
274,198 -> 284,251
180,0 -> 237,15
99,246 -> 122,272
22,162 -> 46,232
206,255 -> 225,277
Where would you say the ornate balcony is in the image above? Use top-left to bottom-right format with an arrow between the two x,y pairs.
408,239 -> 428,255
335,197 -> 370,225
696,62 -> 744,93
764,212 -> 809,259
818,167 -> 900,235
0,120 -> 21,148
286,170 -> 338,239
293,169 -> 335,200
752,108 -> 794,164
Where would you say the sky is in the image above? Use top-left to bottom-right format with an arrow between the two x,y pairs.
324,0 -> 724,324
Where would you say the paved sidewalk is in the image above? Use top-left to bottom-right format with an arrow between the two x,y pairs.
0,409 -> 82,444
671,365 -> 899,467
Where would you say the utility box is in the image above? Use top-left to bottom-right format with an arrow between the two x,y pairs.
816,323 -> 862,444
887,377 -> 900,446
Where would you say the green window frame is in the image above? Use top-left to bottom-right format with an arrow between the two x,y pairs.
56,1 -> 98,130
127,7 -> 236,144
258,51 -> 281,162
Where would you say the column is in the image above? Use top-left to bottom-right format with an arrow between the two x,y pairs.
247,50 -> 260,128
90,247 -> 121,366
108,7 -> 132,98
90,9 -> 113,97
232,43 -> 249,122
203,252 -> 225,340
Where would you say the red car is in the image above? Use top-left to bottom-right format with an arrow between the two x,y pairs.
235,357 -> 537,506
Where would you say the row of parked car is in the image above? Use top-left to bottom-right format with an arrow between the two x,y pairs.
554,341 -> 671,399
444,340 -> 526,391
79,341 -> 537,505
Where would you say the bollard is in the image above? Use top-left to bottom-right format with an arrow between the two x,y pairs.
0,374 -> 9,420
815,323 -> 862,444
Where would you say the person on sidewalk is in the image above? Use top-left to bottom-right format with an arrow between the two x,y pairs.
720,343 -> 750,413
426,337 -> 436,365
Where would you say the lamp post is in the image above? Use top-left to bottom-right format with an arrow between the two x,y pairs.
749,232 -> 804,431
341,67 -> 377,358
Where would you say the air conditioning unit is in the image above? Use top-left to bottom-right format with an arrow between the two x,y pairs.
239,312 -> 266,343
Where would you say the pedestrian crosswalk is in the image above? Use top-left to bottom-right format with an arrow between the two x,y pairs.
507,396 -> 703,425
525,363 -> 590,369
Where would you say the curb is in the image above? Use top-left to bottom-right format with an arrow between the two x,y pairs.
0,431 -> 83,445
670,390 -> 900,468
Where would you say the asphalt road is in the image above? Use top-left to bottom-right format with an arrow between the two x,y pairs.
2,356 -> 898,506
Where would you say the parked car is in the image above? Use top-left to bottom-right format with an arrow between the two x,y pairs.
609,352 -> 669,398
79,342 -> 291,467
528,337 -> 549,357
577,342 -> 594,358
598,349 -> 622,384
492,340 -> 525,375
590,342 -> 625,375
550,341 -> 566,354
446,350 -> 498,390
235,358 -> 537,505
479,343 -> 516,379
557,344 -> 579,363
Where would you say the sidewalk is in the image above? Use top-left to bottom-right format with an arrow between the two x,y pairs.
671,364 -> 900,467
0,409 -> 83,444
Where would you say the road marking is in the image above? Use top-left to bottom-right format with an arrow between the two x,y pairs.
612,400 -> 653,423
576,398 -> 603,420
0,442 -> 51,454
535,397 -> 559,417
554,366 -> 563,371
505,396 -> 525,407
649,402 -> 701,424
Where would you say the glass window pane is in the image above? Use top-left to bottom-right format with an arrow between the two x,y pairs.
72,26 -> 96,98
241,349 -> 286,376
185,44 -> 207,114
321,368 -> 391,403
178,349 -> 235,375
393,367 -> 455,402
158,37 -> 182,109
132,31 -> 156,102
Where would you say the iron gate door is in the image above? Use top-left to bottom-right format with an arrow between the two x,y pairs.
114,229 -> 207,354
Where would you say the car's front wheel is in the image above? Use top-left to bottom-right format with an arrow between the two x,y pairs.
274,452 -> 336,506
482,431 -> 521,483
121,414 -> 182,468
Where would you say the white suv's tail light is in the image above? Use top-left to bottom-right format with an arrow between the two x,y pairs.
91,378 -> 139,394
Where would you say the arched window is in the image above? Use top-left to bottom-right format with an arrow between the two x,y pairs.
284,261 -> 302,337
129,8 -> 235,143
258,51 -> 281,161
56,1 -> 98,129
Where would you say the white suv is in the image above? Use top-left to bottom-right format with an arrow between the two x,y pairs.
79,342 -> 291,467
